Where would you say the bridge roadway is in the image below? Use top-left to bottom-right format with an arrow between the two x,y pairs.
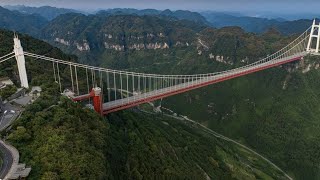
102,52 -> 308,114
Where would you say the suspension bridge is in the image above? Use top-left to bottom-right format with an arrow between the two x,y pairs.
0,20 -> 320,115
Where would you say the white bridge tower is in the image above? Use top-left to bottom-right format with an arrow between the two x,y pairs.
307,19 -> 320,54
13,35 -> 29,89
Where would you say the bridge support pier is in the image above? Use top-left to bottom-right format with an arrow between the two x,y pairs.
92,87 -> 102,115
13,35 -> 29,89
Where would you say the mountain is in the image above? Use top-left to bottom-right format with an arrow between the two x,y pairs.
40,12 -> 320,179
202,12 -> 315,35
202,12 -> 279,33
0,6 -> 47,36
0,29 -> 289,179
41,13 -> 207,66
4,5 -> 81,20
97,8 -> 210,25
41,13 -> 294,71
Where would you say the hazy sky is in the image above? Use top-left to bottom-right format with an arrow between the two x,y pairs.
0,0 -> 319,14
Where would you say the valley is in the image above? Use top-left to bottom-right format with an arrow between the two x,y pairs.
0,3 -> 319,179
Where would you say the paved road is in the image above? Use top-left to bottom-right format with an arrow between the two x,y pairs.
0,102 -> 22,179
0,103 -> 21,131
0,141 -> 13,179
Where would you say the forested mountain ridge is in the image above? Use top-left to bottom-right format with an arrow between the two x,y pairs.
201,12 -> 315,35
41,13 -> 295,71
41,13 -> 208,65
0,6 -> 48,36
4,5 -> 81,20
97,8 -> 210,25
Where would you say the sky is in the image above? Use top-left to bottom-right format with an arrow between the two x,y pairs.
0,0 -> 319,14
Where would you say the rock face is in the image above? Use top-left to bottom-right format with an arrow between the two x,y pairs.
104,43 -> 125,51
54,38 -> 70,46
104,42 -> 169,51
76,41 -> 90,51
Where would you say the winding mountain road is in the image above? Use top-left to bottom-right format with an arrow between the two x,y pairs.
0,141 -> 13,179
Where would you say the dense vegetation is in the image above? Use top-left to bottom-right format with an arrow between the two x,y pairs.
0,85 -> 17,99
0,6 -> 47,36
5,87 -> 288,179
8,86 -> 108,179
162,55 -> 320,179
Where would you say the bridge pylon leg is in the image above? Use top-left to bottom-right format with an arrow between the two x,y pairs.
92,87 -> 102,115
13,34 -> 29,89
307,19 -> 320,54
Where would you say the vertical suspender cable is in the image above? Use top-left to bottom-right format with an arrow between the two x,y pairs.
100,71 -> 103,106
99,71 -> 103,88
56,63 -> 62,93
93,70 -> 96,87
149,76 -> 151,91
75,66 -> 79,95
126,74 -> 129,99
138,75 -> 140,92
132,74 -> 135,95
86,68 -> 91,105
120,73 -> 123,100
91,69 -> 94,88
107,71 -> 111,101
114,72 -> 117,100
144,75 -> 146,98
86,68 -> 90,94
144,75 -> 146,93
70,64 -> 74,92
52,62 -> 57,82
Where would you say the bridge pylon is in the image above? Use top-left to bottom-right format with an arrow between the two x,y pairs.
13,34 -> 29,89
307,19 -> 320,54
92,87 -> 102,115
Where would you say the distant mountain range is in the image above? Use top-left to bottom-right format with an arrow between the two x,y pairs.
97,8 -> 210,25
201,12 -> 314,35
0,5 -> 317,37
4,5 -> 81,20
0,6 -> 47,36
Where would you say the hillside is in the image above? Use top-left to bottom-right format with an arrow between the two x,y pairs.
41,14 -> 295,73
41,14 -> 207,66
202,12 -> 314,35
4,5 -> 81,20
97,8 -> 210,25
0,6 -> 47,36
0,29 -> 289,179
